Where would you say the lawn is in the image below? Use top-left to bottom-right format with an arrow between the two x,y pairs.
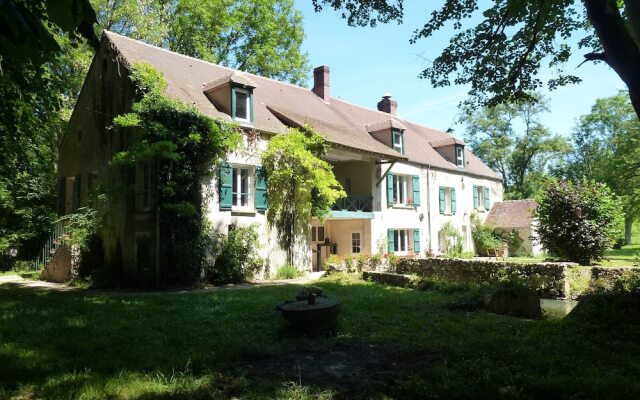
1,274 -> 639,399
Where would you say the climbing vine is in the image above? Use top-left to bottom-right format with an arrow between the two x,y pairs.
112,62 -> 241,285
261,128 -> 345,266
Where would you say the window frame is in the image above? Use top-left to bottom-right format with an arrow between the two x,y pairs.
392,129 -> 404,154
455,145 -> 464,168
231,164 -> 255,211
232,87 -> 252,123
393,229 -> 412,254
351,230 -> 363,254
311,225 -> 326,243
392,174 -> 413,206
444,187 -> 452,215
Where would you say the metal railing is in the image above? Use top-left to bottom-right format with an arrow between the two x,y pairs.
331,195 -> 373,212
32,220 -> 68,270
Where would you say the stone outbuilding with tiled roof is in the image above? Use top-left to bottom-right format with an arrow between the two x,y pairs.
57,31 -> 504,279
486,200 -> 542,256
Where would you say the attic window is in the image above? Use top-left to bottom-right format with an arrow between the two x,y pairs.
455,145 -> 464,168
392,129 -> 404,154
232,87 -> 252,123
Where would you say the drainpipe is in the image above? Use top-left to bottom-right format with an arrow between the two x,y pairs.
426,165 -> 433,253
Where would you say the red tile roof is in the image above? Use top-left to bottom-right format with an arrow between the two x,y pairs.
104,31 -> 501,180
485,199 -> 538,228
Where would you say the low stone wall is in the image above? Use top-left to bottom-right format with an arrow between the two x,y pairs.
362,271 -> 415,288
396,258 -> 573,298
382,258 -> 640,299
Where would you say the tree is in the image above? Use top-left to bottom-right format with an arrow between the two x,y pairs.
535,179 -> 623,265
90,0 -> 310,85
261,129 -> 345,266
559,91 -> 640,244
462,95 -> 569,199
312,0 -> 640,121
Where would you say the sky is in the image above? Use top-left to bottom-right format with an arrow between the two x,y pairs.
294,1 -> 627,139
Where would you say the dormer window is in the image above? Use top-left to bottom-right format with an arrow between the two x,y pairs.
392,129 -> 404,154
455,145 -> 464,168
232,87 -> 252,123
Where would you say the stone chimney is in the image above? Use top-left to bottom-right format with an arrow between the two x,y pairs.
377,93 -> 397,115
312,65 -> 330,101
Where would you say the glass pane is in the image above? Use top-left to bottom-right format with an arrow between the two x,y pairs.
312,227 -> 317,242
240,168 -> 248,206
232,168 -> 238,205
318,227 -> 325,241
394,230 -> 399,252
235,90 -> 248,120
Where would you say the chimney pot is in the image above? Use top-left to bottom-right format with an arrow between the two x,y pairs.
377,94 -> 398,115
312,65 -> 330,102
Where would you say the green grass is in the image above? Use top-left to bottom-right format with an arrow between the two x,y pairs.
1,274 -> 640,399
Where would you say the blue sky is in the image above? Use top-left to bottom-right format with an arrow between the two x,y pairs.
294,1 -> 627,138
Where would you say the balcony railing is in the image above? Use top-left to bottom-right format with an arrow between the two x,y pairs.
331,195 -> 373,212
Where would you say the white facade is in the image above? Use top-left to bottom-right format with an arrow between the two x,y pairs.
206,136 -> 503,274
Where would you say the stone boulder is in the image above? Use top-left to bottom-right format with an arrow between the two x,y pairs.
482,285 -> 542,319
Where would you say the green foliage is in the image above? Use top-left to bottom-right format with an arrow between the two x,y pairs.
207,224 -> 263,284
274,264 -> 303,280
462,95 -> 569,199
536,179 -> 624,265
91,0 -> 309,85
440,221 -> 464,258
261,128 -> 346,265
471,214 -> 504,256
503,230 -> 525,257
312,1 -> 640,123
59,208 -> 100,251
112,63 -> 241,285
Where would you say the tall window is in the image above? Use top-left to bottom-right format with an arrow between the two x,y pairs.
456,146 -> 464,168
232,167 -> 251,208
393,229 -> 411,253
392,175 -> 415,205
351,231 -> 362,254
392,130 -> 404,154
233,88 -> 251,123
311,226 -> 325,242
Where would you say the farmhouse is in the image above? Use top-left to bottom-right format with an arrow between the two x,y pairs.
58,31 -> 503,278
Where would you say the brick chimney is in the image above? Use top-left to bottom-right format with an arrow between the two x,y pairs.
312,65 -> 330,101
377,93 -> 397,115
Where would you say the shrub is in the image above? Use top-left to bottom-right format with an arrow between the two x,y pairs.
325,254 -> 344,272
613,238 -> 625,249
206,224 -> 263,284
503,230 -> 525,256
471,214 -> 503,256
535,179 -> 623,265
274,263 -> 303,280
441,221 -> 464,258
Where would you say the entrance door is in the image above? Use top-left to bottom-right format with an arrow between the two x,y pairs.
311,224 -> 326,271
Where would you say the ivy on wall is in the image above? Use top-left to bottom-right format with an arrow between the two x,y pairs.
112,62 -> 241,285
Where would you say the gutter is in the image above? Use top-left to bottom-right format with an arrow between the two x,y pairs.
426,164 -> 433,253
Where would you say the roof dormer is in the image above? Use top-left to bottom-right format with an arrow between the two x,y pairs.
430,138 -> 466,169
366,119 -> 407,155
203,72 -> 256,124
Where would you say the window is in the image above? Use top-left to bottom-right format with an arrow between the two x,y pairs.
473,185 -> 491,211
311,226 -> 325,243
392,130 -> 404,154
394,229 -> 411,253
232,87 -> 251,123
351,231 -> 362,254
393,175 -> 408,205
456,146 -> 464,168
438,186 -> 456,215
232,166 -> 252,208
388,173 -> 420,207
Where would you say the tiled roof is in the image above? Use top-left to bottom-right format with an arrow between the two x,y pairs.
485,199 -> 538,228
104,31 -> 501,180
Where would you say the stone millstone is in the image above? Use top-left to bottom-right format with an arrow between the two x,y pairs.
482,286 -> 542,319
280,297 -> 342,333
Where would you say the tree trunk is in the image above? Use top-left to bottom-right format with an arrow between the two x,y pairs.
625,216 -> 634,245
583,0 -> 640,121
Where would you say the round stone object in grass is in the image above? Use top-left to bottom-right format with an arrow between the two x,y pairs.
280,297 -> 342,333
482,286 -> 542,319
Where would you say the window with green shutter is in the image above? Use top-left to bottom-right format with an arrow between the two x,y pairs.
219,162 -> 233,210
473,185 -> 479,209
484,187 -> 490,210
412,175 -> 420,206
387,173 -> 394,207
255,166 -> 267,210
387,228 -> 395,254
439,187 -> 445,214
451,187 -> 457,215
413,229 -> 420,253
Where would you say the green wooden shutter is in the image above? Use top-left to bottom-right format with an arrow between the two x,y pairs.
484,187 -> 490,210
451,187 -> 457,215
412,175 -> 420,206
473,185 -> 479,209
387,173 -> 394,207
413,229 -> 420,253
439,187 -> 445,214
219,162 -> 233,210
255,166 -> 267,210
387,229 -> 395,254
72,174 -> 81,212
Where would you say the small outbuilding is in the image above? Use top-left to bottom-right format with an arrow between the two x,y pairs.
485,199 -> 542,256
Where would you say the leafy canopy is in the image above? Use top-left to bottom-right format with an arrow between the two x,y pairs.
535,179 -> 623,265
261,129 -> 346,265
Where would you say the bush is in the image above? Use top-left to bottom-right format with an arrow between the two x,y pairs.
441,221 -> 464,258
274,263 -> 303,279
206,224 -> 263,284
613,238 -> 625,249
503,230 -> 525,256
535,179 -> 623,265
471,214 -> 503,256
